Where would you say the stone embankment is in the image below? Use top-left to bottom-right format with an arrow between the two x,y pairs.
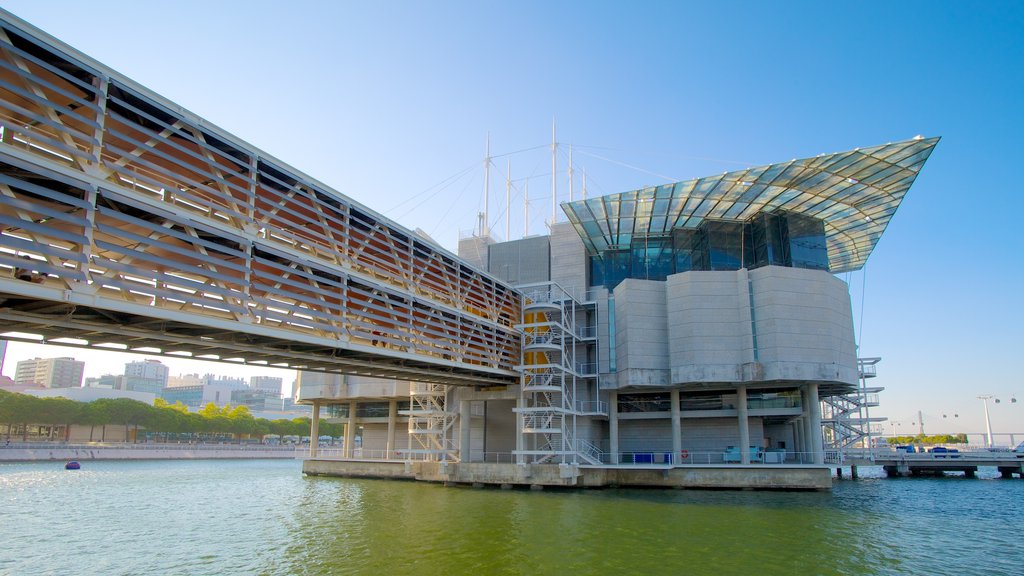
0,442 -> 300,461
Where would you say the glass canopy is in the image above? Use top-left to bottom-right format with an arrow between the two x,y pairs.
563,136 -> 939,274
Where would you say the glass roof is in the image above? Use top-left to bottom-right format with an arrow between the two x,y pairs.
562,136 -> 939,273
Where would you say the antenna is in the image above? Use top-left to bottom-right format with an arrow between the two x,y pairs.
568,144 -> 574,202
523,179 -> 529,237
505,159 -> 511,240
583,167 -> 588,200
550,118 -> 557,226
482,133 -> 490,236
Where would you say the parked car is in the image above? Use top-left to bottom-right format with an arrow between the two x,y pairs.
927,446 -> 960,458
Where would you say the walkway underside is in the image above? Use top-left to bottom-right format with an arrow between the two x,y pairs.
0,295 -> 515,386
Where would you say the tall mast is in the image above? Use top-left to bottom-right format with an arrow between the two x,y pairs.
482,133 -> 490,236
582,168 -> 588,200
550,119 -> 557,226
568,144 -> 574,203
523,179 -> 529,237
505,159 -> 511,240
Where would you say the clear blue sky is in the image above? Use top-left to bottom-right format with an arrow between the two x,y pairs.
1,1 -> 1021,436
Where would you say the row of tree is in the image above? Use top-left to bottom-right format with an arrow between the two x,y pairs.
880,434 -> 969,445
0,389 -> 339,442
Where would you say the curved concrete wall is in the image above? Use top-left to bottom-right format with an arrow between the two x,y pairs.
609,266 -> 856,389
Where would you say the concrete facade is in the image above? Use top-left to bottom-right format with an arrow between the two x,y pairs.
296,185 -> 875,488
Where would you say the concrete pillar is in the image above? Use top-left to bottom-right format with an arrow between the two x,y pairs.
609,391 -> 619,465
737,385 -> 750,464
794,419 -> 805,462
459,400 -> 472,463
670,389 -> 681,464
515,396 -> 525,465
386,399 -> 397,459
800,387 -> 811,462
309,400 -> 320,458
807,383 -> 824,464
344,400 -> 357,458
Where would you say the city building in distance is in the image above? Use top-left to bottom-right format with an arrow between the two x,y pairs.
123,359 -> 169,394
14,357 -> 85,389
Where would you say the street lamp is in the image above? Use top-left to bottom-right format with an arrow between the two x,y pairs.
979,395 -> 1019,448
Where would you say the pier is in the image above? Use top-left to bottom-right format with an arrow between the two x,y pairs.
843,449 -> 1024,479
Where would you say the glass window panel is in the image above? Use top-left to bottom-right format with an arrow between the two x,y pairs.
784,213 -> 829,271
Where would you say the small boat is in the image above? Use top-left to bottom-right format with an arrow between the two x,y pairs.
65,461 -> 81,470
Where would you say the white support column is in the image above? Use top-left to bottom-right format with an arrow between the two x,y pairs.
516,396 -> 525,465
387,399 -> 397,459
459,400 -> 472,463
309,400 -> 320,458
345,400 -> 357,458
808,383 -> 824,464
737,385 -> 750,465
793,420 -> 803,459
670,389 -> 681,464
609,391 -> 619,464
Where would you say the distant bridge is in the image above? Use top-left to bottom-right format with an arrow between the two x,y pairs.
0,10 -> 520,387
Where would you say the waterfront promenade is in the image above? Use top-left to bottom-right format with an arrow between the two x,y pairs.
0,441 -> 300,462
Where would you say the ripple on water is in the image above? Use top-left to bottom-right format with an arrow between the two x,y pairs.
1,461 -> 1021,575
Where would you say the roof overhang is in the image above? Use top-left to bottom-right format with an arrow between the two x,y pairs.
563,136 -> 939,273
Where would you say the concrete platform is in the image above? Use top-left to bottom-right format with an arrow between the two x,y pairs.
302,459 -> 833,490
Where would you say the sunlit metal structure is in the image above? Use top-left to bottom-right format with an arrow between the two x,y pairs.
0,10 -> 519,387
0,9 -> 942,482
564,137 -> 939,275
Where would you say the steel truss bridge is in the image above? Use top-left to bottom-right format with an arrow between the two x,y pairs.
0,11 -> 522,387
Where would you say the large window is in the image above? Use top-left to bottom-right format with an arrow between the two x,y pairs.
588,210 -> 829,289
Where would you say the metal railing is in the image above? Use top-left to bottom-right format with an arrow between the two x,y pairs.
304,448 -> 834,466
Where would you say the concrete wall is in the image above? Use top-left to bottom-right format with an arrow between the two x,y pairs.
614,279 -> 670,387
549,222 -> 587,297
484,399 -> 516,456
662,266 -> 857,388
456,234 -> 493,271
618,417 -> 767,455
667,269 -> 755,383
303,459 -> 833,490
487,235 -> 550,284
1,445 -> 298,461
749,266 -> 858,385
681,417 -> 764,453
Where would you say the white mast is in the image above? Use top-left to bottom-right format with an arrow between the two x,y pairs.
523,179 -> 529,237
582,167 -> 588,200
550,119 -> 557,226
568,144 -> 574,202
505,159 -> 511,240
482,133 -> 490,236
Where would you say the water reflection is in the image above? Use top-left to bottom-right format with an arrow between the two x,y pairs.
1,461 -> 1020,576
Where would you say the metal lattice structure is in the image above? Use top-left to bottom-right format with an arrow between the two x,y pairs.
515,283 -> 599,465
402,382 -> 458,461
822,357 -> 885,451
0,10 -> 519,387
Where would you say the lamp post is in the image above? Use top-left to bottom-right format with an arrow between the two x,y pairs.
978,395 -> 995,448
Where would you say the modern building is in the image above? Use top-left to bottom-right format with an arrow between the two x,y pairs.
250,376 -> 284,395
160,382 -> 239,409
14,357 -> 85,389
297,136 -> 937,484
0,7 -> 933,487
84,374 -> 124,389
123,359 -> 169,394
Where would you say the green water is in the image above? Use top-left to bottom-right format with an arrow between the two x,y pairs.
1,459 -> 1021,575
